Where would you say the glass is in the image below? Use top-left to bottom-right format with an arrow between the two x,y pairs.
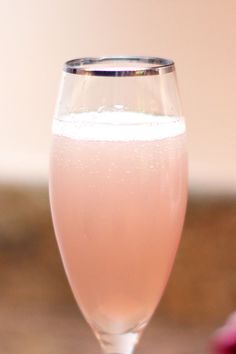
49,56 -> 187,354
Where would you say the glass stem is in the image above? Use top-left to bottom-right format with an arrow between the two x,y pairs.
95,330 -> 141,354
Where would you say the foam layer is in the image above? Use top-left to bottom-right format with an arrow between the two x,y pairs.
53,111 -> 185,141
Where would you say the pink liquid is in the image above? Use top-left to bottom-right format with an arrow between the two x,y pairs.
49,112 -> 187,334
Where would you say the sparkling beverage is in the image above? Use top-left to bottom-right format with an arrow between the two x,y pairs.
49,111 -> 187,334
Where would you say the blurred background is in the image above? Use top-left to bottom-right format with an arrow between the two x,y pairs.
0,0 -> 235,353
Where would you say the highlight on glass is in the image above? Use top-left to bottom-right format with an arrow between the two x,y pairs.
49,56 -> 188,354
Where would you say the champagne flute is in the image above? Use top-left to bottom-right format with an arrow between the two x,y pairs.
49,56 -> 187,354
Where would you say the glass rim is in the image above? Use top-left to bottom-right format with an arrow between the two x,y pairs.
64,56 -> 175,77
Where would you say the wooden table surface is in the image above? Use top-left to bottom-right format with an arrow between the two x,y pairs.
0,305 -> 212,354
0,185 -> 236,353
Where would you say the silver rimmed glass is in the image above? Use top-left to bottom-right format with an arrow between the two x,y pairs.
49,56 -> 187,354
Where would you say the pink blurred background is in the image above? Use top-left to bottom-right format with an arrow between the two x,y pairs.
0,0 -> 235,192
